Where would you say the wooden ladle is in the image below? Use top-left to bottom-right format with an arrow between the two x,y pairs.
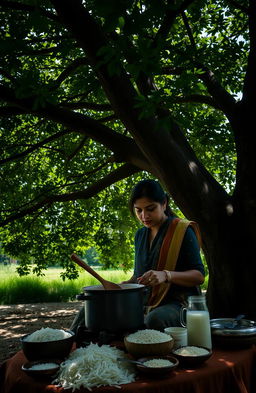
70,253 -> 122,290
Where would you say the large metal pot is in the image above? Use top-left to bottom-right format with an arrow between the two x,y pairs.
78,283 -> 147,333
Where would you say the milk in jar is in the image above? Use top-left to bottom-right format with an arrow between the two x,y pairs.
184,295 -> 212,349
187,310 -> 212,349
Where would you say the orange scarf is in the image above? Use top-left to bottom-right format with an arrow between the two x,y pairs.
147,218 -> 201,311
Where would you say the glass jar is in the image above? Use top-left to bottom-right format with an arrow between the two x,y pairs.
180,295 -> 212,349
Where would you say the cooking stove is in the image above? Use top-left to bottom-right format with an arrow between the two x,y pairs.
75,324 -> 146,348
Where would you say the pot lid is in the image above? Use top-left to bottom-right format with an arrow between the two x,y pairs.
210,318 -> 256,336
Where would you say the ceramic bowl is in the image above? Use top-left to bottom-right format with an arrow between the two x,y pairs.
21,330 -> 75,361
172,345 -> 212,367
21,359 -> 61,377
124,335 -> 174,359
136,355 -> 179,377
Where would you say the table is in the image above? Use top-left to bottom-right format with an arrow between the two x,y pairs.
1,346 -> 256,393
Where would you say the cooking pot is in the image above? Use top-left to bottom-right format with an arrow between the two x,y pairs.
77,283 -> 147,333
210,318 -> 256,348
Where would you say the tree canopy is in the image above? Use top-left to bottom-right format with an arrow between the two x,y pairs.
1,0 -> 255,318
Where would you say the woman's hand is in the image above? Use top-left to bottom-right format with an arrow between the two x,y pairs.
137,270 -> 166,286
120,275 -> 137,284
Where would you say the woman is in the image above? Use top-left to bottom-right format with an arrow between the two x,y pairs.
125,179 -> 205,330
70,179 -> 205,334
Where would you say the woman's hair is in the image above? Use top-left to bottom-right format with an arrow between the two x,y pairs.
128,179 -> 173,217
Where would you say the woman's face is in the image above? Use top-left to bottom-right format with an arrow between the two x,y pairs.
133,197 -> 167,229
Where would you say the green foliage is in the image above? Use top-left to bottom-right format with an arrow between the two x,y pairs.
0,0 -> 248,275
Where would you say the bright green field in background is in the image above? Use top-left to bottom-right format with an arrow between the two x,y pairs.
0,264 -> 208,305
0,265 -> 132,305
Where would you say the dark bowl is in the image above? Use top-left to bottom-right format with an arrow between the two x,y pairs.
172,346 -> 212,367
21,359 -> 61,377
21,330 -> 75,361
136,355 -> 179,377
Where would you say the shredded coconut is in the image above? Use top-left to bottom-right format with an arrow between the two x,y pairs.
23,327 -> 72,342
126,329 -> 171,344
53,343 -> 136,391
143,359 -> 174,368
174,346 -> 209,356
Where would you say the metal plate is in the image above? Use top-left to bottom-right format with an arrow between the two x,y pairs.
210,318 -> 256,336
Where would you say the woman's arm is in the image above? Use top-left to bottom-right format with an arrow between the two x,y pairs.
137,269 -> 204,287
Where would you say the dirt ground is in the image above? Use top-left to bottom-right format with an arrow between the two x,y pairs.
0,302 -> 82,365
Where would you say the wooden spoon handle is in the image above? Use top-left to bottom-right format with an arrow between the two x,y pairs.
70,253 -> 105,285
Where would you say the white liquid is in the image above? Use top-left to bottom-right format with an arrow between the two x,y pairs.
187,310 -> 212,349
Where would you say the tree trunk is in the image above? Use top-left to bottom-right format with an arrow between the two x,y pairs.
202,202 -> 256,320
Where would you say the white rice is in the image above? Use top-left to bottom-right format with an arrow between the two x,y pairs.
23,327 -> 72,342
54,343 -> 136,391
143,359 -> 174,368
126,329 -> 171,344
174,346 -> 209,356
27,362 -> 59,370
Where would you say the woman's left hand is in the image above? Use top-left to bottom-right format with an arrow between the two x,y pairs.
137,270 -> 167,286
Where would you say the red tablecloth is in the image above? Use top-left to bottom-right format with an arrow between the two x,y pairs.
1,346 -> 256,393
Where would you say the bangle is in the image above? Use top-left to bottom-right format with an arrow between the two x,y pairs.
164,270 -> 172,283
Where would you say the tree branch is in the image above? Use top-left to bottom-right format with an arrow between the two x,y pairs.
16,46 -> 60,56
67,136 -> 89,161
242,0 -> 256,104
173,94 -> 222,110
154,0 -> 196,43
197,66 -> 237,118
0,163 -> 140,227
0,1 -> 59,22
161,62 -> 237,116
0,84 -> 147,168
98,114 -> 117,123
50,57 -> 89,90
51,0 -> 142,127
226,0 -> 249,14
0,129 -> 72,165
60,101 -> 112,111
161,66 -> 185,75
135,0 -> 196,96
0,106 -> 26,117
0,69 -> 17,84
181,11 -> 196,49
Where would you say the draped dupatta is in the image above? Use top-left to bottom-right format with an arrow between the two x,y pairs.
146,218 -> 202,312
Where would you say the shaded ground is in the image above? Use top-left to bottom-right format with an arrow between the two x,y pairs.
0,302 -> 82,365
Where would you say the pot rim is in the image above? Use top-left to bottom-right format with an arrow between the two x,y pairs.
82,283 -> 145,292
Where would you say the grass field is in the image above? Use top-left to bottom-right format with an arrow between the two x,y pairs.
0,264 -> 208,305
0,264 -> 132,305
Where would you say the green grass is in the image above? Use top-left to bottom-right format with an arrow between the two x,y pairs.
0,264 -> 208,305
0,265 -> 132,305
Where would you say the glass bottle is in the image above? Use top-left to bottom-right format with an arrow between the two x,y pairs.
181,295 -> 212,349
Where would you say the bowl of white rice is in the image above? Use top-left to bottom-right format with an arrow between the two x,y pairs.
124,329 -> 174,358
21,328 -> 75,361
21,359 -> 61,377
136,355 -> 179,376
172,345 -> 212,366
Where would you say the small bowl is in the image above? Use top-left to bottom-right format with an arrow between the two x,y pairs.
21,359 -> 61,377
21,329 -> 75,361
136,355 -> 179,377
124,335 -> 174,359
172,345 -> 212,367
